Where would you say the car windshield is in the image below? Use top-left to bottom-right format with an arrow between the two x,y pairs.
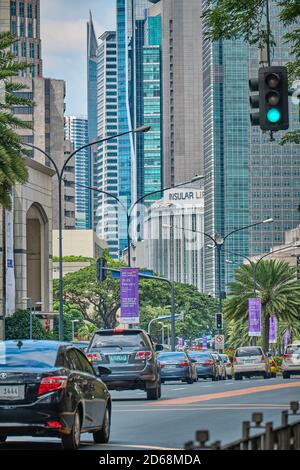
90,332 -> 148,351
158,353 -> 187,363
235,347 -> 262,357
0,342 -> 58,370
219,355 -> 229,362
188,352 -> 211,361
286,345 -> 300,354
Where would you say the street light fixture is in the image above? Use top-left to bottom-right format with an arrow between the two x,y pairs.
23,125 -> 151,341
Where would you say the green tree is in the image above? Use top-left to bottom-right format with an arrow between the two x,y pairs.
77,322 -> 98,341
203,0 -> 300,144
5,309 -> 47,340
51,302 -> 85,341
225,260 -> 300,351
0,32 -> 33,208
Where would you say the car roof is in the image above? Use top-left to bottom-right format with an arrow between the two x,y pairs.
1,340 -> 70,350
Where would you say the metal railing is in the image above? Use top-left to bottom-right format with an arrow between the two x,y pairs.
185,401 -> 300,450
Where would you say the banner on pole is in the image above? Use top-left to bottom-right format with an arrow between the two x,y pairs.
5,192 -> 15,317
269,315 -> 277,344
120,268 -> 139,324
284,329 -> 291,350
248,298 -> 261,337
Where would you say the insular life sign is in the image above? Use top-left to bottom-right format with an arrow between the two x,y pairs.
165,188 -> 204,207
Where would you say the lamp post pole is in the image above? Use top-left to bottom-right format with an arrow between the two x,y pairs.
24,126 -> 150,341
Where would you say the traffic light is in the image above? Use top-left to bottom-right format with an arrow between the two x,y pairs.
249,76 -> 260,126
216,313 -> 223,330
259,66 -> 289,131
96,257 -> 107,282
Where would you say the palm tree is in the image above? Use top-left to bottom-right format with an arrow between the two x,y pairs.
0,32 -> 33,209
225,260 -> 300,351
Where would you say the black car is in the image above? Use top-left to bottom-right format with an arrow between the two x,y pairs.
0,340 -> 111,450
86,328 -> 163,400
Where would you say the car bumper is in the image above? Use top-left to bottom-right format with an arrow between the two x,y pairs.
233,364 -> 267,374
282,364 -> 300,373
100,371 -> 158,390
160,368 -> 190,381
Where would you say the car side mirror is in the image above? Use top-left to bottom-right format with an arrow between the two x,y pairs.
155,344 -> 164,352
97,366 -> 112,376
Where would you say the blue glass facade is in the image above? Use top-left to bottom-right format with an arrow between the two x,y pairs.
87,12 -> 98,142
64,117 -> 91,230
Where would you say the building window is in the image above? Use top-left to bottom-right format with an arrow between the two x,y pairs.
20,21 -> 25,37
21,41 -> 26,57
19,2 -> 25,17
11,21 -> 17,34
10,1 -> 16,16
13,41 -> 18,56
30,42 -> 34,58
28,22 -> 33,38
30,64 -> 35,78
27,3 -> 33,18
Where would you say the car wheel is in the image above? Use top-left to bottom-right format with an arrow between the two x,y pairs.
186,377 -> 193,384
61,409 -> 81,450
283,372 -> 290,379
93,406 -> 111,444
0,435 -> 7,443
271,373 -> 276,378
212,375 -> 217,381
263,372 -> 269,379
147,384 -> 160,400
227,375 -> 232,380
235,374 -> 242,380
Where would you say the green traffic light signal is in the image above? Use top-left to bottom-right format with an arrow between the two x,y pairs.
267,108 -> 281,123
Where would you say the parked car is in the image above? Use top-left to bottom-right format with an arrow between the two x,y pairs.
71,341 -> 90,353
267,353 -> 278,378
0,340 -> 111,450
282,343 -> 300,378
211,352 -> 226,380
219,354 -> 233,379
157,351 -> 196,384
188,351 -> 219,381
86,328 -> 163,400
233,346 -> 271,380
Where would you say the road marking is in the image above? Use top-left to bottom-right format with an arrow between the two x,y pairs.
113,405 -> 288,412
152,381 -> 300,406
103,444 -> 180,450
172,387 -> 187,391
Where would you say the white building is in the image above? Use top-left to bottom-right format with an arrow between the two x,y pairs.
132,187 -> 205,291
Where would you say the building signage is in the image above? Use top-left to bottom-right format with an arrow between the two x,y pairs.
120,268 -> 139,324
269,315 -> 277,344
164,188 -> 204,207
202,336 -> 208,350
248,298 -> 261,337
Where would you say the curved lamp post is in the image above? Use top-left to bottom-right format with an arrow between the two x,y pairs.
23,125 -> 151,341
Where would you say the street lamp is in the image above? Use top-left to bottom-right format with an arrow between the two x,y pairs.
80,175 -> 204,267
24,125 -> 150,341
147,314 -> 180,336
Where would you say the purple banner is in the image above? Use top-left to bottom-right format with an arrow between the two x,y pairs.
120,268 -> 139,324
284,329 -> 291,350
177,336 -> 184,347
248,298 -> 261,337
202,336 -> 208,350
269,315 -> 277,344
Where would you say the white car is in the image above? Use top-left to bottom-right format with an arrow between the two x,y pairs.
282,343 -> 300,378
233,346 -> 271,380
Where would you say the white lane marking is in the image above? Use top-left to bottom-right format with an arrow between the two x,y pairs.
172,387 -> 187,391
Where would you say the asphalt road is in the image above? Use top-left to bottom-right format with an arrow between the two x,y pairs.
2,376 -> 300,450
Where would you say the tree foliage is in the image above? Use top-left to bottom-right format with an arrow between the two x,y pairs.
5,309 -> 48,340
0,32 -> 33,208
224,260 -> 300,351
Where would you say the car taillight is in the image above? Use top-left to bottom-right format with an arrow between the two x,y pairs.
260,356 -> 265,362
226,363 -> 232,367
86,352 -> 102,362
178,361 -> 190,367
233,357 -> 237,363
47,421 -> 62,429
271,361 -> 276,367
38,376 -> 67,396
135,351 -> 152,361
283,353 -> 291,359
159,362 -> 165,369
203,360 -> 214,366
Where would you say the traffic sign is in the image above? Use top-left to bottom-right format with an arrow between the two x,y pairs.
215,335 -> 225,350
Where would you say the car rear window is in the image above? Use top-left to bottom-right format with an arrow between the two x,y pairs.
90,332 -> 149,350
286,345 -> 300,354
158,353 -> 186,363
220,355 -> 229,362
189,352 -> 211,361
235,347 -> 262,357
0,342 -> 58,369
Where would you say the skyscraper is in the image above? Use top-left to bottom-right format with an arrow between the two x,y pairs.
87,11 -> 98,143
0,0 -> 43,77
149,0 -> 204,187
95,31 -> 119,258
202,1 -> 300,295
64,116 -> 91,230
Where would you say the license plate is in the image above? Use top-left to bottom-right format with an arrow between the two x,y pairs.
109,355 -> 128,363
244,359 -> 254,363
0,385 -> 25,400
165,365 -> 176,369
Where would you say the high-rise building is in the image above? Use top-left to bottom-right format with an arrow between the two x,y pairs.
149,0 -> 203,187
87,11 -> 98,143
202,1 -> 300,295
95,31 -> 119,258
64,116 -> 91,230
0,0 -> 42,77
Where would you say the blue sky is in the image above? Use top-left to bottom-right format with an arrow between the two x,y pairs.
41,0 -> 115,116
